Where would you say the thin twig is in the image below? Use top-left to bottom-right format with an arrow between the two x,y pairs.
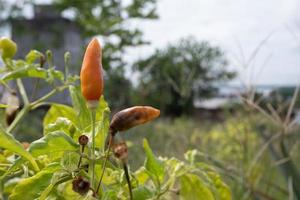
96,133 -> 113,194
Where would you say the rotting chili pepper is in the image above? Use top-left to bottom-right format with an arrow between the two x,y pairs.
78,135 -> 89,146
72,176 -> 90,195
113,141 -> 128,162
80,38 -> 104,109
110,106 -> 160,134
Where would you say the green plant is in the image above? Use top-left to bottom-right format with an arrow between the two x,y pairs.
0,38 -> 231,199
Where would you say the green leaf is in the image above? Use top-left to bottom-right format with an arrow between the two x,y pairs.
40,172 -> 72,200
206,172 -> 231,200
0,127 -> 39,171
180,173 -> 215,200
69,85 -> 91,131
134,167 -> 150,185
47,67 -> 64,82
69,86 -> 110,149
28,131 -> 79,161
143,139 -> 164,185
44,117 -> 79,139
132,186 -> 154,200
95,101 -> 110,151
0,104 -> 8,108
102,190 -> 118,200
25,50 -> 43,64
61,151 -> 80,172
1,65 -> 47,81
9,163 -> 62,200
43,104 -> 77,134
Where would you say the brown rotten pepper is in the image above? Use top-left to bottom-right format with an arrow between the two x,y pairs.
110,106 -> 160,134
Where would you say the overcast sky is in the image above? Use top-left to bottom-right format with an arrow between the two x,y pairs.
126,0 -> 300,86
2,0 -> 300,86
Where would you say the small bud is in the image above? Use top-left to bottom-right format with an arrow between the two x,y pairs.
72,176 -> 90,195
113,142 -> 128,162
78,135 -> 89,146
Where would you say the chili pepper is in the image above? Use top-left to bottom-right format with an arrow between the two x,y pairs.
80,38 -> 104,109
110,106 -> 160,133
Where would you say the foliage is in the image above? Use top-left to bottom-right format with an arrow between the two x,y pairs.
0,0 -> 157,69
133,37 -> 235,116
126,112 -> 300,200
0,40 -> 231,199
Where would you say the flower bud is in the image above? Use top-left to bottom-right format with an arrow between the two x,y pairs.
78,135 -> 89,146
110,106 -> 160,133
0,37 -> 17,59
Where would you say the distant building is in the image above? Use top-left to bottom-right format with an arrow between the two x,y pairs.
10,4 -> 84,104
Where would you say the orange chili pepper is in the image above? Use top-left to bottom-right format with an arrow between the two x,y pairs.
110,106 -> 160,133
80,38 -> 104,108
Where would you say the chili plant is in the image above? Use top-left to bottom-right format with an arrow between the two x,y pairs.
0,38 -> 231,200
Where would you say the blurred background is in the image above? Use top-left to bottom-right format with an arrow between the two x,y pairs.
0,0 -> 300,199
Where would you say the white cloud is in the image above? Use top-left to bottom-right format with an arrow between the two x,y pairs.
127,0 -> 300,85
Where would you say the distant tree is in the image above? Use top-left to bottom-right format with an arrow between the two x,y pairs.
0,0 -> 157,110
0,0 -> 157,69
133,38 -> 235,116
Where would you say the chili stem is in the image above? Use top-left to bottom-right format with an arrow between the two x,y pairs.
77,145 -> 85,168
91,109 -> 96,187
95,134 -> 113,194
123,163 -> 133,200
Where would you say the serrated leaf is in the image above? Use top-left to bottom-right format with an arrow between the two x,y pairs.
0,127 -> 39,171
143,139 -> 164,185
180,173 -> 215,200
28,131 -> 79,161
9,163 -> 62,200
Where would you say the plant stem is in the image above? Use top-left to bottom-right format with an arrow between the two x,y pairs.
30,85 -> 68,108
123,163 -> 133,200
16,79 -> 29,105
77,145 -> 85,168
91,109 -> 96,187
96,134 -> 113,194
7,79 -> 30,133
7,105 -> 30,133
